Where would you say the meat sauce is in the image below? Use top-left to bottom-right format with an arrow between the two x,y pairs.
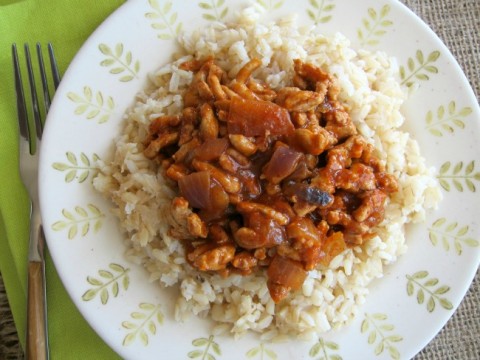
143,57 -> 398,303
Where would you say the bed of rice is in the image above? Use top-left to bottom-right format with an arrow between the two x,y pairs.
93,8 -> 442,340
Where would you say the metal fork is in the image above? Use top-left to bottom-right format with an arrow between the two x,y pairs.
13,43 -> 60,360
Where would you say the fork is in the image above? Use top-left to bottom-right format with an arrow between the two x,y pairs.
13,42 -> 61,360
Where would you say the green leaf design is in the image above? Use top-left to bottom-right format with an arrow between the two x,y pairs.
361,319 -> 369,333
308,337 -> 342,359
425,101 -> 472,136
52,152 -> 101,183
51,204 -> 105,239
188,335 -> 221,360
428,217 -> 479,254
246,343 -> 278,359
81,263 -> 130,305
198,0 -> 228,22
121,303 -> 164,346
246,348 -> 259,358
307,0 -> 335,25
400,49 -> 441,88
254,0 -> 285,10
406,271 -> 454,312
361,313 -> 402,360
145,0 -> 183,40
98,43 -> 139,81
188,350 -> 203,359
357,5 -> 393,46
437,161 -> 480,192
67,87 -> 115,124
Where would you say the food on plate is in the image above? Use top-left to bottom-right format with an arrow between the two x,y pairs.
94,8 -> 441,338
142,57 -> 399,303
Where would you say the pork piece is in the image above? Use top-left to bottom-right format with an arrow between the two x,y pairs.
187,243 -> 236,271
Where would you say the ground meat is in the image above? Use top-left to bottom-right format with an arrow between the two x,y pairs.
144,58 -> 398,303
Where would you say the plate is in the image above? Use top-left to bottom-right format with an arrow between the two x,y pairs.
39,0 -> 480,359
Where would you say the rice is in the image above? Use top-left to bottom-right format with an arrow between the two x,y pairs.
93,7 -> 442,339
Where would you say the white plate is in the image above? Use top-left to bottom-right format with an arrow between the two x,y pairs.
39,0 -> 480,359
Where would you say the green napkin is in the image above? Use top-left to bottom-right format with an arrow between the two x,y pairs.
0,0 -> 125,358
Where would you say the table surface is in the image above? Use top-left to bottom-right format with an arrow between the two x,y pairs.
1,0 -> 479,359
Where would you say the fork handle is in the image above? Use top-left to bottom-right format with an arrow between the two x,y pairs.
26,216 -> 48,360
27,260 -> 48,360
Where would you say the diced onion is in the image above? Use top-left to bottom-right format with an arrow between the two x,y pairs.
195,138 -> 229,161
262,146 -> 302,184
227,97 -> 294,136
267,256 -> 307,291
178,171 -> 211,209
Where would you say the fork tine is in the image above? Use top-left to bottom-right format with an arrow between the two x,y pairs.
24,43 -> 43,141
47,43 -> 61,90
36,43 -> 51,116
12,44 -> 30,145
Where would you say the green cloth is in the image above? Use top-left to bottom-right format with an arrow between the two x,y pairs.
0,0 -> 124,358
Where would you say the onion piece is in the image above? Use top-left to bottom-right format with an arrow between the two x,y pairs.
287,217 -> 322,242
262,146 -> 302,184
320,231 -> 346,266
195,138 -> 229,161
249,211 -> 286,247
234,211 -> 286,249
267,256 -> 307,302
227,96 -> 294,137
266,281 -> 290,304
199,180 -> 230,222
178,171 -> 211,209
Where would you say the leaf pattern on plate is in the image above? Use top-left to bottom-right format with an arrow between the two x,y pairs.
254,0 -> 285,11
246,342 -> 277,359
309,338 -> 342,360
122,303 -> 164,346
406,271 -> 454,312
307,0 -> 335,25
437,160 -> 480,192
425,101 -> 473,137
52,152 -> 100,183
99,43 -> 140,82
357,5 -> 393,47
51,204 -> 105,239
145,0 -> 183,40
188,335 -> 221,360
400,50 -> 440,88
82,263 -> 130,305
199,0 -> 228,22
428,218 -> 479,254
67,86 -> 115,123
361,313 -> 402,360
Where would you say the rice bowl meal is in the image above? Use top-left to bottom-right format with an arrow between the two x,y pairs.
93,7 -> 442,340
